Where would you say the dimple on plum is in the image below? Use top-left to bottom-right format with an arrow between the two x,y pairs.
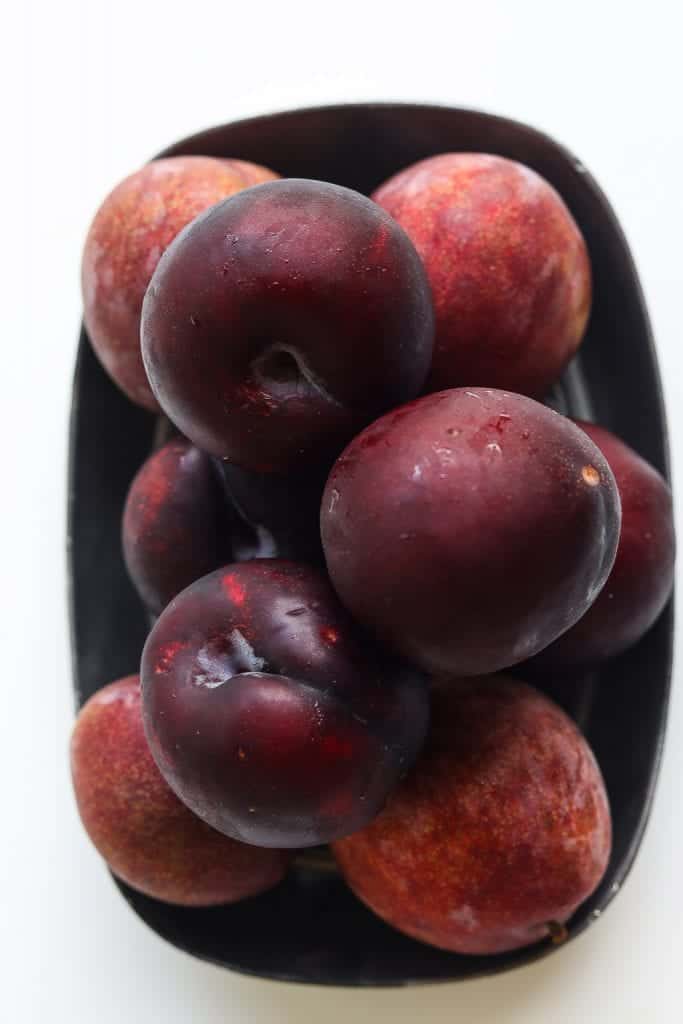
141,560 -> 429,848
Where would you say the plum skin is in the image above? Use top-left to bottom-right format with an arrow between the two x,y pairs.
213,458 -> 327,565
321,388 -> 621,676
141,178 -> 434,471
141,560 -> 429,848
122,437 -> 231,614
333,676 -> 611,955
81,156 -> 278,410
372,153 -> 591,397
530,421 -> 675,667
70,676 -> 290,906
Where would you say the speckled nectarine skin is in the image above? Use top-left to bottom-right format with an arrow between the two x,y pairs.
372,153 -> 591,397
82,156 -> 278,409
70,676 -> 290,906
333,676 -> 611,955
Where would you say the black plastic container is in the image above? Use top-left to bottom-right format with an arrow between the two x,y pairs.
68,103 -> 673,986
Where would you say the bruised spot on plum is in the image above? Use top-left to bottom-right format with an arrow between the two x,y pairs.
155,640 -> 188,675
222,573 -> 247,605
582,465 -> 601,486
320,626 -> 340,645
189,314 -> 201,328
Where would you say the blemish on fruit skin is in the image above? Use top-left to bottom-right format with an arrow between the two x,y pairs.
328,489 -> 340,513
155,640 -> 188,675
582,465 -> 600,486
237,746 -> 247,761
320,626 -> 340,645
222,573 -> 247,605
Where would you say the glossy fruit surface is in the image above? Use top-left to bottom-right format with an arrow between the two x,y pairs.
373,153 -> 591,397
122,437 -> 231,613
531,420 -> 675,667
71,676 -> 290,905
141,560 -> 429,847
82,156 -> 278,409
214,459 -> 326,565
333,676 -> 611,955
321,388 -> 621,675
141,178 -> 434,470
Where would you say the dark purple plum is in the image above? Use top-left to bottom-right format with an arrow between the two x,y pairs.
141,179 -> 434,472
140,560 -> 429,848
122,437 -> 233,613
321,388 -> 621,676
214,459 -> 327,565
530,421 -> 674,668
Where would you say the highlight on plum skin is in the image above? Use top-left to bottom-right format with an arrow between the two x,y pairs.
70,676 -> 291,907
81,156 -> 279,410
122,436 -> 233,614
333,676 -> 612,956
140,560 -> 429,848
529,420 -> 675,669
141,178 -> 434,472
321,387 -> 622,677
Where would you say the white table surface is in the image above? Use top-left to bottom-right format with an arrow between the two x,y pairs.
3,2 -> 682,1020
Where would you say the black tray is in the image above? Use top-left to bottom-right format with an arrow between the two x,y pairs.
68,103 -> 673,986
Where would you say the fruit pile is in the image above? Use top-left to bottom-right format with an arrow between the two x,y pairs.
72,151 -> 674,956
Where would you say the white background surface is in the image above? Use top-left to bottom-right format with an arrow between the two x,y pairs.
2,1 -> 682,1020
